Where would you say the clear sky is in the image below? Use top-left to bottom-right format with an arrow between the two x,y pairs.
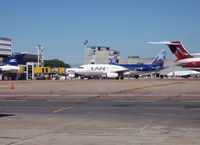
1,0 -> 200,66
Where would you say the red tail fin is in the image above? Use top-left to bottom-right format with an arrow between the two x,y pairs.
168,41 -> 194,60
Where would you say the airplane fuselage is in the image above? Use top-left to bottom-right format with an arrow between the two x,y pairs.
167,70 -> 200,77
0,65 -> 20,72
66,64 -> 128,79
176,58 -> 200,67
117,64 -> 163,75
77,64 -> 128,76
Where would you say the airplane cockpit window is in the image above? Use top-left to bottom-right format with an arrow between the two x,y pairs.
79,67 -> 84,69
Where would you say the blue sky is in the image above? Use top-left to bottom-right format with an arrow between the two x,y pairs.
1,0 -> 200,66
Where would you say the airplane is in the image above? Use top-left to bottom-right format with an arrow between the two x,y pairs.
67,64 -> 129,79
0,52 -> 27,73
148,41 -> 200,70
167,70 -> 200,78
66,55 -> 126,79
112,49 -> 167,77
66,49 -> 166,79
66,63 -> 129,79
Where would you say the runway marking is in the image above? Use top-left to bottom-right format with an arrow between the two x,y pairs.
0,100 -> 27,102
52,105 -> 73,113
138,124 -> 148,132
120,82 -> 182,93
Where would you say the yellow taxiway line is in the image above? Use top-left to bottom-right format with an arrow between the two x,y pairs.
52,105 -> 73,113
121,82 -> 182,93
138,124 -> 148,132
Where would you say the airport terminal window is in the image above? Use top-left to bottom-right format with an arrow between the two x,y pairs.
0,43 -> 12,47
0,49 -> 11,52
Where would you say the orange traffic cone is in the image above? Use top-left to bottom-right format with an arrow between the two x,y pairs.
11,82 -> 15,89
176,77 -> 178,81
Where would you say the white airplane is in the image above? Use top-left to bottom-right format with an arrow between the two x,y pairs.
167,70 -> 200,78
66,64 -> 129,79
0,52 -> 26,73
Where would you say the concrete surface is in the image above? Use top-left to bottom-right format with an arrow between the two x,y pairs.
0,79 -> 200,145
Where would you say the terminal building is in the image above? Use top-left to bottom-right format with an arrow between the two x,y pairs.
85,46 -> 120,64
0,37 -> 12,65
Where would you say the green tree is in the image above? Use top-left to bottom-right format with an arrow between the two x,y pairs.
44,59 -> 71,68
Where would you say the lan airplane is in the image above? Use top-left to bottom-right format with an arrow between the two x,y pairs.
66,49 -> 166,79
0,52 -> 26,72
67,64 -> 129,79
66,64 -> 128,79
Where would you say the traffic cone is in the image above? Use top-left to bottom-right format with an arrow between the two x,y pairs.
176,77 -> 178,81
11,82 -> 14,89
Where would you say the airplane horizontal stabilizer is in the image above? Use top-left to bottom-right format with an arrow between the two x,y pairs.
148,41 -> 180,45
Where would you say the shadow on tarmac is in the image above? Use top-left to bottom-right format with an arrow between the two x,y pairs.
0,114 -> 14,118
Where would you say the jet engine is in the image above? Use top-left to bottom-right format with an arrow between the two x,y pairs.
123,71 -> 131,76
106,72 -> 118,78
68,73 -> 75,78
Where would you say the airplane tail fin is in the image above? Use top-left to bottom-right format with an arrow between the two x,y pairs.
148,41 -> 194,60
109,55 -> 118,64
151,49 -> 167,67
168,41 -> 194,60
4,52 -> 27,66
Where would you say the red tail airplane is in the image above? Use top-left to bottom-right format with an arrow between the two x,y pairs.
148,41 -> 200,70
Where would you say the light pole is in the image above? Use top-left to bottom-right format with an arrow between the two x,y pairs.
41,46 -> 44,67
35,45 -> 44,67
84,40 -> 88,64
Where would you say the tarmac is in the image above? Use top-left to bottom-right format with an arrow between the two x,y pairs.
0,78 -> 200,145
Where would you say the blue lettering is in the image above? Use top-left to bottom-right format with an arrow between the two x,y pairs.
91,67 -> 105,71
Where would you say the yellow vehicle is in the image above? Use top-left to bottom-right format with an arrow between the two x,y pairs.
34,67 -> 65,74
17,66 -> 24,73
34,67 -> 50,74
